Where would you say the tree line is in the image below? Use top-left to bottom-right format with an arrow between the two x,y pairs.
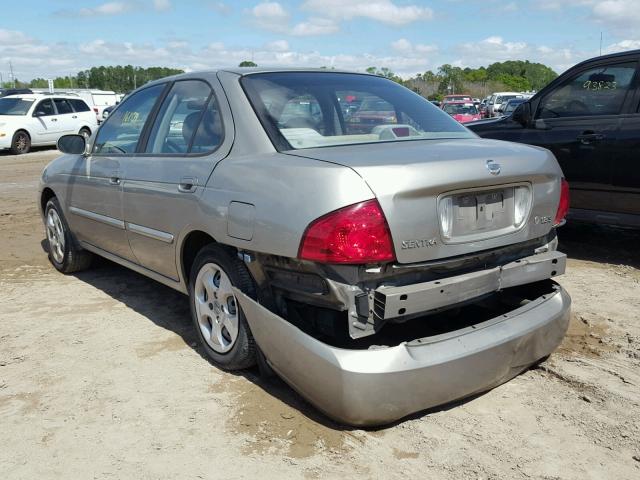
1,60 -> 557,99
3,66 -> 184,92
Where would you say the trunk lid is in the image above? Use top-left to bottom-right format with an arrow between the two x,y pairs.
286,138 -> 563,264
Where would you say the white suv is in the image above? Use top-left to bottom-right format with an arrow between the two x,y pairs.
0,94 -> 98,154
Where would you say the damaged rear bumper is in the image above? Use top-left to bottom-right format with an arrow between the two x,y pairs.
233,283 -> 571,427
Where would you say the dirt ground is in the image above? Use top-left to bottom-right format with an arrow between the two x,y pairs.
1,148 -> 639,479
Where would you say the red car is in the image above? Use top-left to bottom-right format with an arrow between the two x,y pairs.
442,94 -> 473,105
442,101 -> 482,123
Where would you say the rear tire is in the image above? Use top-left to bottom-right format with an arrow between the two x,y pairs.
78,127 -> 91,139
189,244 -> 257,370
44,197 -> 93,273
10,130 -> 30,155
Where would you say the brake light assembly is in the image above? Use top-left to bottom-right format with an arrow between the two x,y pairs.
554,178 -> 570,226
299,199 -> 396,264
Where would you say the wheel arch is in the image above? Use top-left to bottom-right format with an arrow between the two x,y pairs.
40,187 -> 57,216
180,230 -> 224,288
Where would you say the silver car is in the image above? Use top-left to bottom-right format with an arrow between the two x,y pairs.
39,69 -> 571,426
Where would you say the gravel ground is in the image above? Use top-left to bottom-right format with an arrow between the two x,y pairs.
1,148 -> 639,479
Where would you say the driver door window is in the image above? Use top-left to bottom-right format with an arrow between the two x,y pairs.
537,63 -> 636,119
34,99 -> 55,116
93,84 -> 166,155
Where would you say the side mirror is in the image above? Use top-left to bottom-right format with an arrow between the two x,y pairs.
512,102 -> 531,126
57,134 -> 87,155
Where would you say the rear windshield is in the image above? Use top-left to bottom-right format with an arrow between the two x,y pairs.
444,103 -> 478,115
241,72 -> 473,150
0,98 -> 34,116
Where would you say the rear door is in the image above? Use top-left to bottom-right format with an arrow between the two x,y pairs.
528,60 -> 637,212
121,77 -> 232,280
65,83 -> 167,261
52,98 -> 77,135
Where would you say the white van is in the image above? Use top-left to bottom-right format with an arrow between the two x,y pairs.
487,91 -> 524,117
31,89 -> 118,123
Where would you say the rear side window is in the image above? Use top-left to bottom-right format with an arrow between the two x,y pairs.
69,99 -> 90,112
537,62 -> 637,118
93,84 -> 165,155
54,98 -> 73,114
145,80 -> 223,154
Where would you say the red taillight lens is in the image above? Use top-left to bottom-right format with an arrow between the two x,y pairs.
299,199 -> 396,264
554,178 -> 570,226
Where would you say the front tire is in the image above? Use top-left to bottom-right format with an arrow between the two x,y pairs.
189,244 -> 257,370
11,130 -> 30,155
44,197 -> 93,273
78,127 -> 91,139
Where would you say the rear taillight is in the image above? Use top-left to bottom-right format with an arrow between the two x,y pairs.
299,199 -> 396,264
554,178 -> 570,226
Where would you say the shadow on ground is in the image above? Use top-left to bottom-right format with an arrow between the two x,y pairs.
558,221 -> 639,269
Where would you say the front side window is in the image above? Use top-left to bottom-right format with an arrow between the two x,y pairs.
537,62 -> 637,119
54,98 -> 73,114
0,98 -> 34,116
34,99 -> 55,116
145,80 -> 222,154
93,84 -> 165,155
242,72 -> 472,150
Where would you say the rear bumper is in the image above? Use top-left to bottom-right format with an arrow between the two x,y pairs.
234,283 -> 571,426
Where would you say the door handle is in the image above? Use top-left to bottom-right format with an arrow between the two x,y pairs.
72,115 -> 78,119
178,177 -> 198,193
51,118 -> 58,122
109,170 -> 120,186
577,132 -> 605,144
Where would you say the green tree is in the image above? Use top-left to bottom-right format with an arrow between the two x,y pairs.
238,61 -> 257,67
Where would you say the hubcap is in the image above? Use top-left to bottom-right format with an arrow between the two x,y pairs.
16,134 -> 27,152
46,208 -> 65,264
194,263 -> 239,353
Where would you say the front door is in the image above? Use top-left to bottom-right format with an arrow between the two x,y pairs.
65,83 -> 167,261
31,99 -> 60,144
121,77 -> 232,281
531,61 -> 638,212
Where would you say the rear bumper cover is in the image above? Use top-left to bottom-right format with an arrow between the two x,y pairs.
233,282 -> 571,426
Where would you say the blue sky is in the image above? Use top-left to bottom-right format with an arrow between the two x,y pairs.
1,0 -> 639,81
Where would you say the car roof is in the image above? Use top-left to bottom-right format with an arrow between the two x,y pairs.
5,94 -> 86,101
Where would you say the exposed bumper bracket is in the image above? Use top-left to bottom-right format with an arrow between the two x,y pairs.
374,250 -> 566,321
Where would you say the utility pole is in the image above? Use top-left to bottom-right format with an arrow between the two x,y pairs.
0,72 -> 3,87
9,61 -> 15,87
600,32 -> 603,56
134,74 -> 137,89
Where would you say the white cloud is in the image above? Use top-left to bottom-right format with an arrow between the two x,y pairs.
391,38 -> 437,56
78,2 -> 132,17
604,38 -> 640,53
250,2 -> 290,32
291,18 -> 339,36
591,0 -> 640,32
153,0 -> 171,12
264,40 -> 289,52
302,0 -> 434,26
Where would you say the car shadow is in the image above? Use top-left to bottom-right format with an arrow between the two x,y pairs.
68,256 -> 496,431
0,146 -> 58,157
558,221 -> 640,269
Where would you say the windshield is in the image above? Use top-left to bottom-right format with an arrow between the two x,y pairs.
444,103 -> 478,115
242,72 -> 473,150
504,101 -> 524,114
496,95 -> 519,104
0,98 -> 34,116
